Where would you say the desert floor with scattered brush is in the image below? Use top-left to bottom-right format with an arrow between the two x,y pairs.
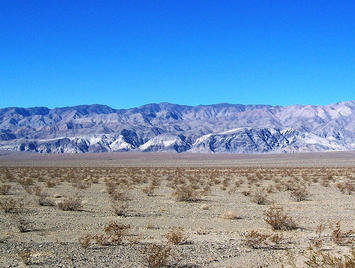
0,151 -> 354,267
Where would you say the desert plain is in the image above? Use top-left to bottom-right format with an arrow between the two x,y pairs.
0,151 -> 354,267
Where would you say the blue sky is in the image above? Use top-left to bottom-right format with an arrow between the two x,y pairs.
1,1 -> 354,109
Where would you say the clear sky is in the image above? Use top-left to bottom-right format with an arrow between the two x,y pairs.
1,1 -> 354,109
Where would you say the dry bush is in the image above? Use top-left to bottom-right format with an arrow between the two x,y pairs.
142,184 -> 155,196
33,185 -> 44,196
264,205 -> 297,231
331,221 -> 355,246
242,230 -> 286,249
266,185 -> 275,193
165,227 -> 186,245
0,184 -> 11,195
18,250 -> 32,265
0,197 -> 23,213
304,246 -> 355,268
309,224 -> 326,249
220,210 -> 239,220
78,234 -> 92,249
141,243 -> 173,268
336,181 -> 354,195
38,196 -> 56,207
57,195 -> 83,211
14,216 -> 31,233
290,186 -> 310,201
111,200 -> 128,216
3,169 -> 15,182
18,178 -> 34,186
93,234 -> 110,246
46,180 -> 57,188
104,221 -> 130,245
172,185 -> 201,202
251,191 -> 270,205
73,180 -> 91,190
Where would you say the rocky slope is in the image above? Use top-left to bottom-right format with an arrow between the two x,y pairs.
0,101 -> 354,153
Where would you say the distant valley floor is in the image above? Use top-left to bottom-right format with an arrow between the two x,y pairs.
0,151 -> 355,167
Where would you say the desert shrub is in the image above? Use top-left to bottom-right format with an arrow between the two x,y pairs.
18,178 -> 34,186
331,221 -> 355,246
242,230 -> 285,249
104,221 -> 130,245
78,234 -> 92,249
0,197 -> 23,213
14,216 -> 31,233
46,180 -> 57,188
0,184 -> 11,195
93,234 -> 110,246
57,195 -> 82,211
33,185 -> 44,196
251,191 -> 270,205
111,200 -> 128,216
336,181 -> 354,195
105,181 -> 118,195
290,186 -> 310,201
141,243 -> 173,268
165,227 -> 186,245
172,185 -> 201,202
142,184 -> 155,196
18,250 -> 33,265
220,210 -> 239,220
304,246 -> 355,267
264,205 -> 297,231
3,169 -> 15,182
73,180 -> 91,190
38,196 -> 56,207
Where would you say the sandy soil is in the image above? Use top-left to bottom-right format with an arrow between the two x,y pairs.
0,152 -> 354,267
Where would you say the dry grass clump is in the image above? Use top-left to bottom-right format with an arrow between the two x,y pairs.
165,227 -> 186,245
242,230 -> 286,249
264,205 -> 297,231
141,243 -> 173,268
57,195 -> 83,211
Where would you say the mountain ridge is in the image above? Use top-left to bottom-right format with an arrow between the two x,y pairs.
0,101 -> 354,153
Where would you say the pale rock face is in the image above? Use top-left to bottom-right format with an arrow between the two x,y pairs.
0,101 -> 354,153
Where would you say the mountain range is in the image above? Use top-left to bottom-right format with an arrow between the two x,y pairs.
0,101 -> 354,153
